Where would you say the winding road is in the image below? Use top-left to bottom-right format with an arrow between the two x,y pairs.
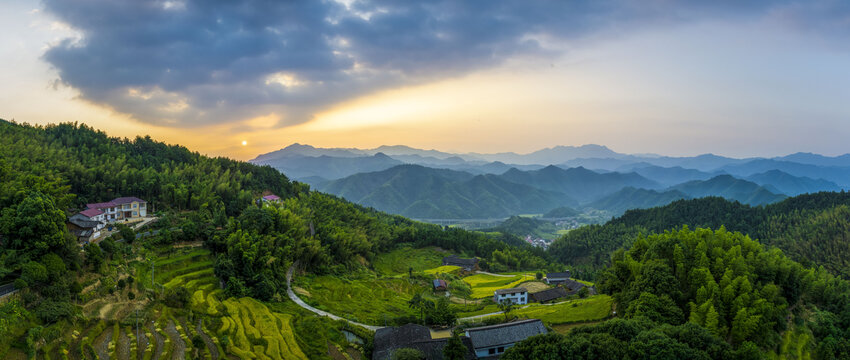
286,264 -> 383,331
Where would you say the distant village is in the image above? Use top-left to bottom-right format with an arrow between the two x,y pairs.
372,255 -> 596,359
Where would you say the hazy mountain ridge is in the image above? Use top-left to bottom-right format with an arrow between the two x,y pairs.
253,143 -> 848,219
319,165 -> 577,219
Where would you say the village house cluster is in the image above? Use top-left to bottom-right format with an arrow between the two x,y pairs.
373,319 -> 548,359
66,196 -> 148,243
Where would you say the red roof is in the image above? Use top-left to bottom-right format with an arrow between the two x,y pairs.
86,202 -> 116,209
86,197 -> 146,209
262,195 -> 281,201
79,208 -> 104,218
111,197 -> 145,205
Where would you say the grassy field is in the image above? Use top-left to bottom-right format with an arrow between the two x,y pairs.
372,246 -> 446,276
463,273 -> 536,299
294,274 -> 426,324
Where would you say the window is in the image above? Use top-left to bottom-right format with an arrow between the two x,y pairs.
133,203 -> 137,208
489,348 -> 496,355
133,211 -> 137,216
498,347 -> 505,353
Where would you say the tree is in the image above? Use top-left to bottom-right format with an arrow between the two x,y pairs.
577,286 -> 589,298
99,238 -> 116,258
21,261 -> 48,287
84,243 -> 104,269
536,272 -> 543,281
498,301 -> 514,321
0,192 -> 70,258
409,266 -> 414,278
117,224 -> 136,243
408,294 -> 433,325
392,348 -> 424,360
192,335 -> 205,358
443,331 -> 467,360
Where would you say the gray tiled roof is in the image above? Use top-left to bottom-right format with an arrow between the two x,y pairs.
373,324 -> 431,360
546,271 -> 571,279
465,319 -> 547,349
530,287 -> 568,303
443,255 -> 478,267
494,287 -> 527,295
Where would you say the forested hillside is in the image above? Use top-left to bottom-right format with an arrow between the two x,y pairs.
508,228 -> 850,359
550,192 -> 850,278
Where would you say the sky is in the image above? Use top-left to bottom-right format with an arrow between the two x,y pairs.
1,0 -> 849,160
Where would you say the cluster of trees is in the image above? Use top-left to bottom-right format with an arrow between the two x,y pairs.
511,227 -> 850,358
550,193 -> 850,280
407,294 -> 457,327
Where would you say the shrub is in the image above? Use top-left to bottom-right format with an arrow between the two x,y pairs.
164,287 -> 190,308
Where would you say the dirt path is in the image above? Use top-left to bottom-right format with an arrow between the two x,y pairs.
117,328 -> 130,360
197,318 -> 220,360
149,322 -> 164,360
165,320 -> 186,360
286,264 -> 383,331
93,326 -> 113,360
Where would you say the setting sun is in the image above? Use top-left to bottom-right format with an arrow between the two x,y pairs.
242,140 -> 247,146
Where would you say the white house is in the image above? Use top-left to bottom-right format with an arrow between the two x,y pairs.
493,287 -> 528,305
464,319 -> 547,358
86,197 -> 147,223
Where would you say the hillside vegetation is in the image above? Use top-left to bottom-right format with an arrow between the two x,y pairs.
550,193 -> 850,279
508,227 -> 850,359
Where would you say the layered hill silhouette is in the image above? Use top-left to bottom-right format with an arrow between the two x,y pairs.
253,143 -> 848,219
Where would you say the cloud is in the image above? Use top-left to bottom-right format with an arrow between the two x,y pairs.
41,0 -> 848,127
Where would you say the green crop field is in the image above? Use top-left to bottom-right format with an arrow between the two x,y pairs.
294,274 -> 426,324
513,295 -> 613,325
372,246 -> 446,275
424,265 -> 461,275
463,273 -> 535,299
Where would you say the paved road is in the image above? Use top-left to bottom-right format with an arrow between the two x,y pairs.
286,264 -> 383,332
0,283 -> 17,299
474,271 -> 515,277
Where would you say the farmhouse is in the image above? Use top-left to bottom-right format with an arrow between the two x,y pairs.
442,255 -> 479,271
464,319 -> 547,357
433,279 -> 448,291
530,287 -> 568,304
372,324 -> 475,360
561,279 -> 597,296
493,287 -> 528,305
545,271 -> 571,285
67,216 -> 103,243
85,196 -> 147,222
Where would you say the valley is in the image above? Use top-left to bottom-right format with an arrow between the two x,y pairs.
2,121 -> 850,360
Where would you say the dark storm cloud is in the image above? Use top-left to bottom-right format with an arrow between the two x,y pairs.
41,0 -> 847,127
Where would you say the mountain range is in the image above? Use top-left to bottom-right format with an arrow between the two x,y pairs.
251,143 -> 848,219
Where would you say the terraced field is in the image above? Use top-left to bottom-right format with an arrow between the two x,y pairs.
462,273 -> 536,299
219,297 -> 308,360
